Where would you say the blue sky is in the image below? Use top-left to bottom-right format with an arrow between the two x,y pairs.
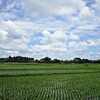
0,0 -> 100,60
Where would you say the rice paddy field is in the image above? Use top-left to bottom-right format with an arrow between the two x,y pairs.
0,63 -> 100,100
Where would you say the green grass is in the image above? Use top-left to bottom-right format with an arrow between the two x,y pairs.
0,63 -> 100,100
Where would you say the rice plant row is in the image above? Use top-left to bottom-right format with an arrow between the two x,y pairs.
0,73 -> 100,100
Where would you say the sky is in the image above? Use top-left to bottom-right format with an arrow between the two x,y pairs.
0,0 -> 100,60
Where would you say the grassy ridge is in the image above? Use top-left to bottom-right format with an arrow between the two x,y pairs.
0,70 -> 100,77
0,63 -> 100,76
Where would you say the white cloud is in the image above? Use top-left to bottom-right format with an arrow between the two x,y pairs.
69,33 -> 79,40
88,39 -> 100,46
5,1 -> 17,11
0,30 -> 7,41
21,0 -> 85,18
70,6 -> 94,25
68,41 -> 88,52
31,41 -> 67,52
89,52 -> 100,60
41,30 -> 79,43
87,39 -> 96,46
94,0 -> 100,11
0,0 -> 99,60
79,6 -> 93,20
0,20 -> 32,57
41,30 -> 68,43
77,25 -> 97,30
0,12 -> 16,20
68,39 -> 100,54
0,20 -> 29,41
14,19 -> 73,33
41,30 -> 55,43
53,31 -> 68,40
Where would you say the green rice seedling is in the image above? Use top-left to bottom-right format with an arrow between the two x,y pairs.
0,63 -> 100,100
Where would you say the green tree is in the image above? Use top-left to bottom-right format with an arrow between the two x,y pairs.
73,57 -> 81,63
40,57 -> 51,63
52,59 -> 61,63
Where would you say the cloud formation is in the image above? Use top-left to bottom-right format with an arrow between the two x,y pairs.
21,0 -> 85,17
0,0 -> 100,60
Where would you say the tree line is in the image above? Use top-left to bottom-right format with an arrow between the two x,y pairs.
0,56 -> 100,63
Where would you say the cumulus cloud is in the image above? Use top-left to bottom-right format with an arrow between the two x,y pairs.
41,30 -> 66,43
79,6 -> 93,20
41,30 -> 79,43
68,41 -> 88,52
0,20 -> 32,57
1,20 -> 30,40
68,39 -> 100,53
